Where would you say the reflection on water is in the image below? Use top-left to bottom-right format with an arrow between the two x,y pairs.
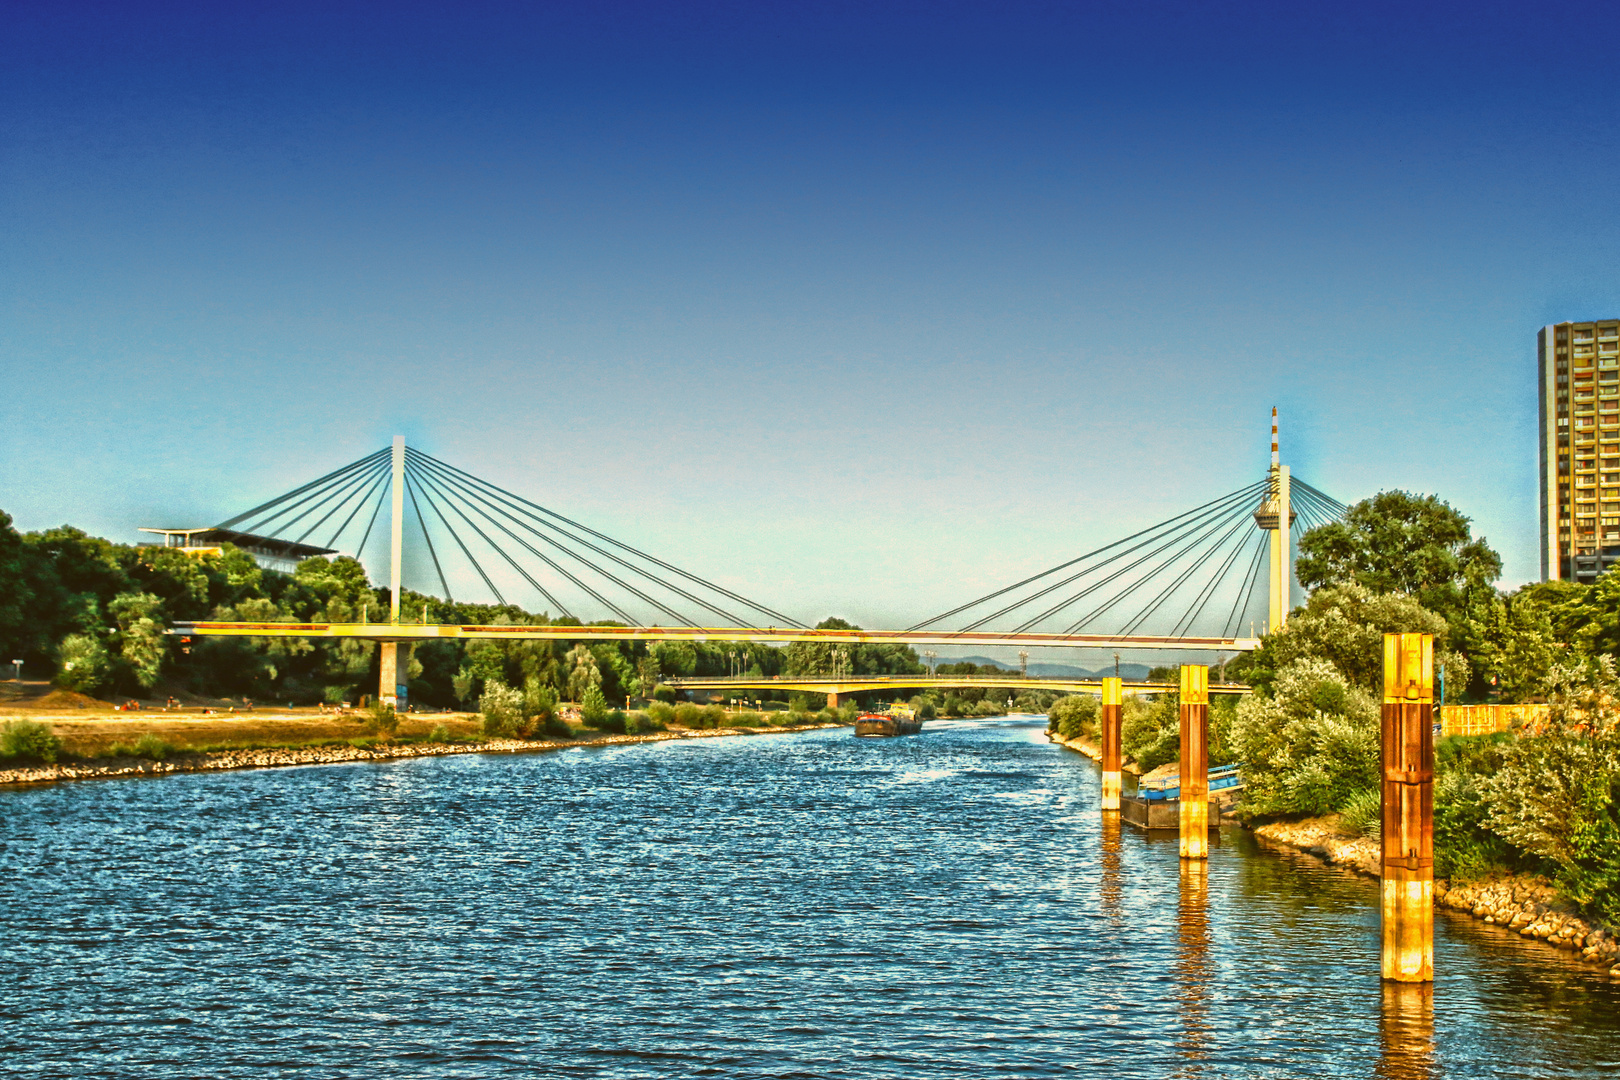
1378,982 -> 1435,1080
2,716 -> 1618,1077
1176,858 -> 1211,1077
1100,811 -> 1124,924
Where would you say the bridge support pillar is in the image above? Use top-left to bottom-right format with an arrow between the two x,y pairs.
1381,633 -> 1434,983
827,692 -> 840,710
380,642 -> 413,711
1100,677 -> 1123,810
1179,665 -> 1210,859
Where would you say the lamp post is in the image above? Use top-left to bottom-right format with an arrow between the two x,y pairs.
9,660 -> 20,682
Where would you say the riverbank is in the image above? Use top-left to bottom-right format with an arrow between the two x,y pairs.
0,720 -> 844,786
1252,815 -> 1620,977
1046,731 -> 1620,979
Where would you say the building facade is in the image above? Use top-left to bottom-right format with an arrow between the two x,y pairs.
1540,320 -> 1620,581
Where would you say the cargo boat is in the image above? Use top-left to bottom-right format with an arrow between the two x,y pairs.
854,705 -> 923,737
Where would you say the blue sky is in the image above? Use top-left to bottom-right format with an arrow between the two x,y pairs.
4,1 -> 1619,641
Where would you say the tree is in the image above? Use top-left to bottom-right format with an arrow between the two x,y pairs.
1229,658 -> 1381,817
109,591 -> 168,689
1295,491 -> 1502,618
567,643 -> 602,702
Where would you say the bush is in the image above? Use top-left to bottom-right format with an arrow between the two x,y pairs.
521,677 -> 557,735
580,685 -> 609,728
55,634 -> 111,694
1049,694 -> 1098,740
365,700 -> 399,738
1484,661 -> 1620,919
626,710 -> 665,735
479,680 -> 524,738
0,720 -> 63,764
426,724 -> 452,744
653,683 -> 677,704
722,711 -> 763,729
598,708 -> 628,735
1122,694 -> 1180,774
1338,786 -> 1381,839
645,701 -> 676,728
1229,659 -> 1381,818
542,715 -> 572,738
133,733 -> 173,760
672,702 -> 703,728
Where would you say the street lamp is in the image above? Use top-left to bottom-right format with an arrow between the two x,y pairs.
9,659 -> 20,682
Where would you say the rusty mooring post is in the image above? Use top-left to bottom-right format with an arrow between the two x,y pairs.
1100,677 -> 1123,810
1179,665 -> 1210,859
1382,633 -> 1434,982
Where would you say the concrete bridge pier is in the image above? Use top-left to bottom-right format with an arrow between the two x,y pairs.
1179,664 -> 1210,859
827,692 -> 840,709
379,642 -> 412,710
1100,677 -> 1123,810
1381,633 -> 1434,983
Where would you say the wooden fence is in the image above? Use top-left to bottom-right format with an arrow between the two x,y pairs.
1439,703 -> 1550,737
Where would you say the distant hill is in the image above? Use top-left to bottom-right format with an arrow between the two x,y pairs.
942,655 -> 1156,681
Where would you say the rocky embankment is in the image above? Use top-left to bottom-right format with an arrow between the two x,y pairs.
0,722 -> 841,787
1253,816 -> 1620,978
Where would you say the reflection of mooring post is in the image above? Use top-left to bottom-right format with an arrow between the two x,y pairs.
1100,677 -> 1123,810
1179,664 -> 1210,859
1382,633 -> 1435,982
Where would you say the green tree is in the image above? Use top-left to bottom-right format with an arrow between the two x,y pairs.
56,633 -> 112,693
109,591 -> 168,689
580,684 -> 609,728
1295,491 -> 1501,619
1229,658 -> 1381,817
567,643 -> 602,702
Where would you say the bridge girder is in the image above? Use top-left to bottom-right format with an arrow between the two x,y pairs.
166,622 -> 1261,652
665,676 -> 1252,695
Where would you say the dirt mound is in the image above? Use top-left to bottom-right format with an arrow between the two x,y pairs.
32,689 -> 108,710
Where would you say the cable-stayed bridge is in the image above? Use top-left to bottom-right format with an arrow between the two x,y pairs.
167,412 -> 1344,705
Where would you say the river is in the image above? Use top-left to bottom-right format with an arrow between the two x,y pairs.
2,716 -> 1617,1077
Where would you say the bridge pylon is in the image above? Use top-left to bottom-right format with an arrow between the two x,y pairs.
380,435 -> 412,711
1178,664 -> 1210,859
1252,408 -> 1295,633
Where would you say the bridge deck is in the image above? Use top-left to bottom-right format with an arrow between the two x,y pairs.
665,675 -> 1251,694
168,622 -> 1261,652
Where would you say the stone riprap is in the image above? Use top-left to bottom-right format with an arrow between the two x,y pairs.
0,722 -> 841,787
1254,815 -> 1620,978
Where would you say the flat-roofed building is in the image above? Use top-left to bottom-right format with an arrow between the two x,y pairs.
138,527 -> 336,575
1540,319 -> 1620,581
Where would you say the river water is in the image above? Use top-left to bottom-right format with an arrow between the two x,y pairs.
2,716 -> 1617,1078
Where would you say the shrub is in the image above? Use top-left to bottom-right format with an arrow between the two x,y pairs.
626,710 -> 665,735
645,701 -> 676,728
55,634 -> 111,694
0,720 -> 63,764
426,724 -> 452,744
132,733 -> 173,761
365,700 -> 399,738
1483,661 -> 1620,919
580,685 -> 609,728
672,702 -> 703,728
1049,694 -> 1098,740
1229,659 -> 1381,818
522,677 -> 557,735
542,715 -> 573,738
479,680 -> 524,738
1122,694 -> 1180,774
701,704 -> 727,728
597,708 -> 628,734
722,711 -> 763,729
1338,786 -> 1381,839
653,683 -> 677,704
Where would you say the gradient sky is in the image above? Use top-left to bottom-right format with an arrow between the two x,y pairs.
5,1 -> 1620,644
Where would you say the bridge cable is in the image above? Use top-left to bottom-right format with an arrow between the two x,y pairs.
354,474 -> 392,562
408,459 -> 674,624
909,477 -> 1269,632
990,482 -> 1267,634
324,464 -> 393,552
407,449 -> 807,628
951,479 -> 1270,634
293,459 -> 393,546
237,456 -> 389,540
996,485 -> 1264,636
406,466 -> 510,608
1120,508 -> 1256,636
1222,531 -> 1270,638
1054,493 -> 1262,635
410,450 -> 754,626
405,472 -> 454,602
409,461 -> 643,620
407,450 -> 724,626
1173,518 -> 1268,638
213,448 -> 389,532
409,462 -> 604,618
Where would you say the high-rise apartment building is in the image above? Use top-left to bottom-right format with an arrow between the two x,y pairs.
1540,319 -> 1620,581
